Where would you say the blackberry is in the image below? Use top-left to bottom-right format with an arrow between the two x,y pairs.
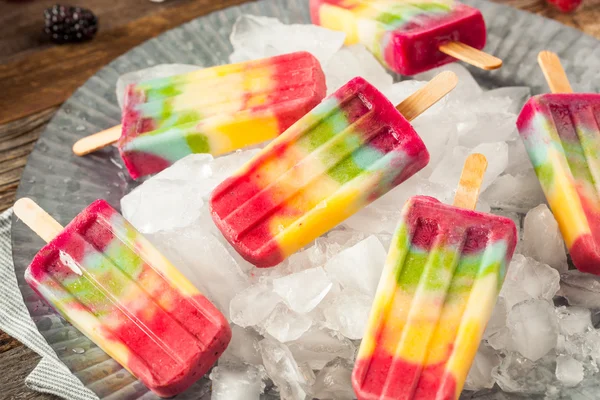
44,5 -> 98,44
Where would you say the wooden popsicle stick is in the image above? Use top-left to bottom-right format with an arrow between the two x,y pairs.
14,198 -> 64,243
396,71 -> 458,121
538,50 -> 573,94
438,41 -> 503,71
72,124 -> 122,156
453,153 -> 488,211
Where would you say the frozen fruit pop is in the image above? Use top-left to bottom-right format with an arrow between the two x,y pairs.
210,71 -> 458,268
517,51 -> 600,275
353,154 -> 517,400
72,51 -> 327,179
15,198 -> 231,398
310,0 -> 502,76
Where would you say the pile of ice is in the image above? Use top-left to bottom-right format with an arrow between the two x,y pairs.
119,15 -> 600,399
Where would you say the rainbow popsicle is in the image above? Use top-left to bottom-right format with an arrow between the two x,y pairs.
119,51 -> 326,179
310,0 -> 487,75
517,93 -> 600,275
353,195 -> 517,399
22,200 -> 231,398
210,76 -> 431,268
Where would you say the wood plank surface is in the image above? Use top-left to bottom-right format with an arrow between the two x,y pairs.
0,345 -> 58,400
500,0 -> 600,37
0,0 -> 599,398
1,331 -> 24,354
0,0 -> 195,63
0,108 -> 57,213
0,0 -> 254,125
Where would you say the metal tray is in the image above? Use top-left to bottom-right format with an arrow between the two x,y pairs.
12,0 -> 600,398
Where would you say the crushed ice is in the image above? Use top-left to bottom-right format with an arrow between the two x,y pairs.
118,14 -> 600,399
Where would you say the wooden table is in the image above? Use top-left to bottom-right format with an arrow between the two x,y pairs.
0,0 -> 598,398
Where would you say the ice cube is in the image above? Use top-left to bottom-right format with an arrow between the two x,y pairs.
272,267 -> 333,313
555,355 -> 584,387
522,204 -> 567,272
306,238 -> 340,266
246,263 -> 290,283
429,146 -> 470,188
414,63 -> 482,102
383,81 -> 448,118
558,270 -> 600,309
203,150 -> 261,182
429,142 -> 507,193
492,210 -> 521,236
464,344 -> 501,391
230,283 -> 283,327
209,363 -> 264,400
500,254 -> 560,310
151,153 -> 215,183
585,329 -> 600,364
312,357 -> 355,400
259,338 -> 315,400
288,248 -> 318,269
480,86 -> 531,114
121,151 -> 260,233
592,310 -> 600,328
229,15 -> 345,66
482,170 -> 546,212
324,235 -> 387,296
409,178 -> 454,205
461,92 -> 515,115
565,380 -> 600,399
116,64 -> 201,109
285,246 -> 325,274
309,281 -> 342,327
325,44 -> 393,94
507,299 -> 558,362
505,138 -> 533,175
148,227 -> 249,318
316,230 -> 370,258
492,352 -> 555,394
155,151 -> 260,189
341,204 -> 401,235
304,244 -> 330,269
456,111 -> 517,147
377,232 -> 393,247
287,327 -> 356,370
487,326 -> 511,352
556,328 -> 600,363
483,297 -> 509,351
384,80 -> 424,104
220,325 -> 263,366
323,289 -> 372,339
412,115 -> 457,170
261,304 -> 312,343
342,176 -> 453,234
475,198 -> 491,213
251,247 -> 324,283
473,142 -> 509,191
555,306 -> 592,336
121,178 -> 205,233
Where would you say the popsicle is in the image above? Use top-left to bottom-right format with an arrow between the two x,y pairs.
14,198 -> 231,398
72,51 -> 327,179
210,71 -> 458,268
516,51 -> 600,275
310,0 -> 502,76
353,154 -> 517,400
